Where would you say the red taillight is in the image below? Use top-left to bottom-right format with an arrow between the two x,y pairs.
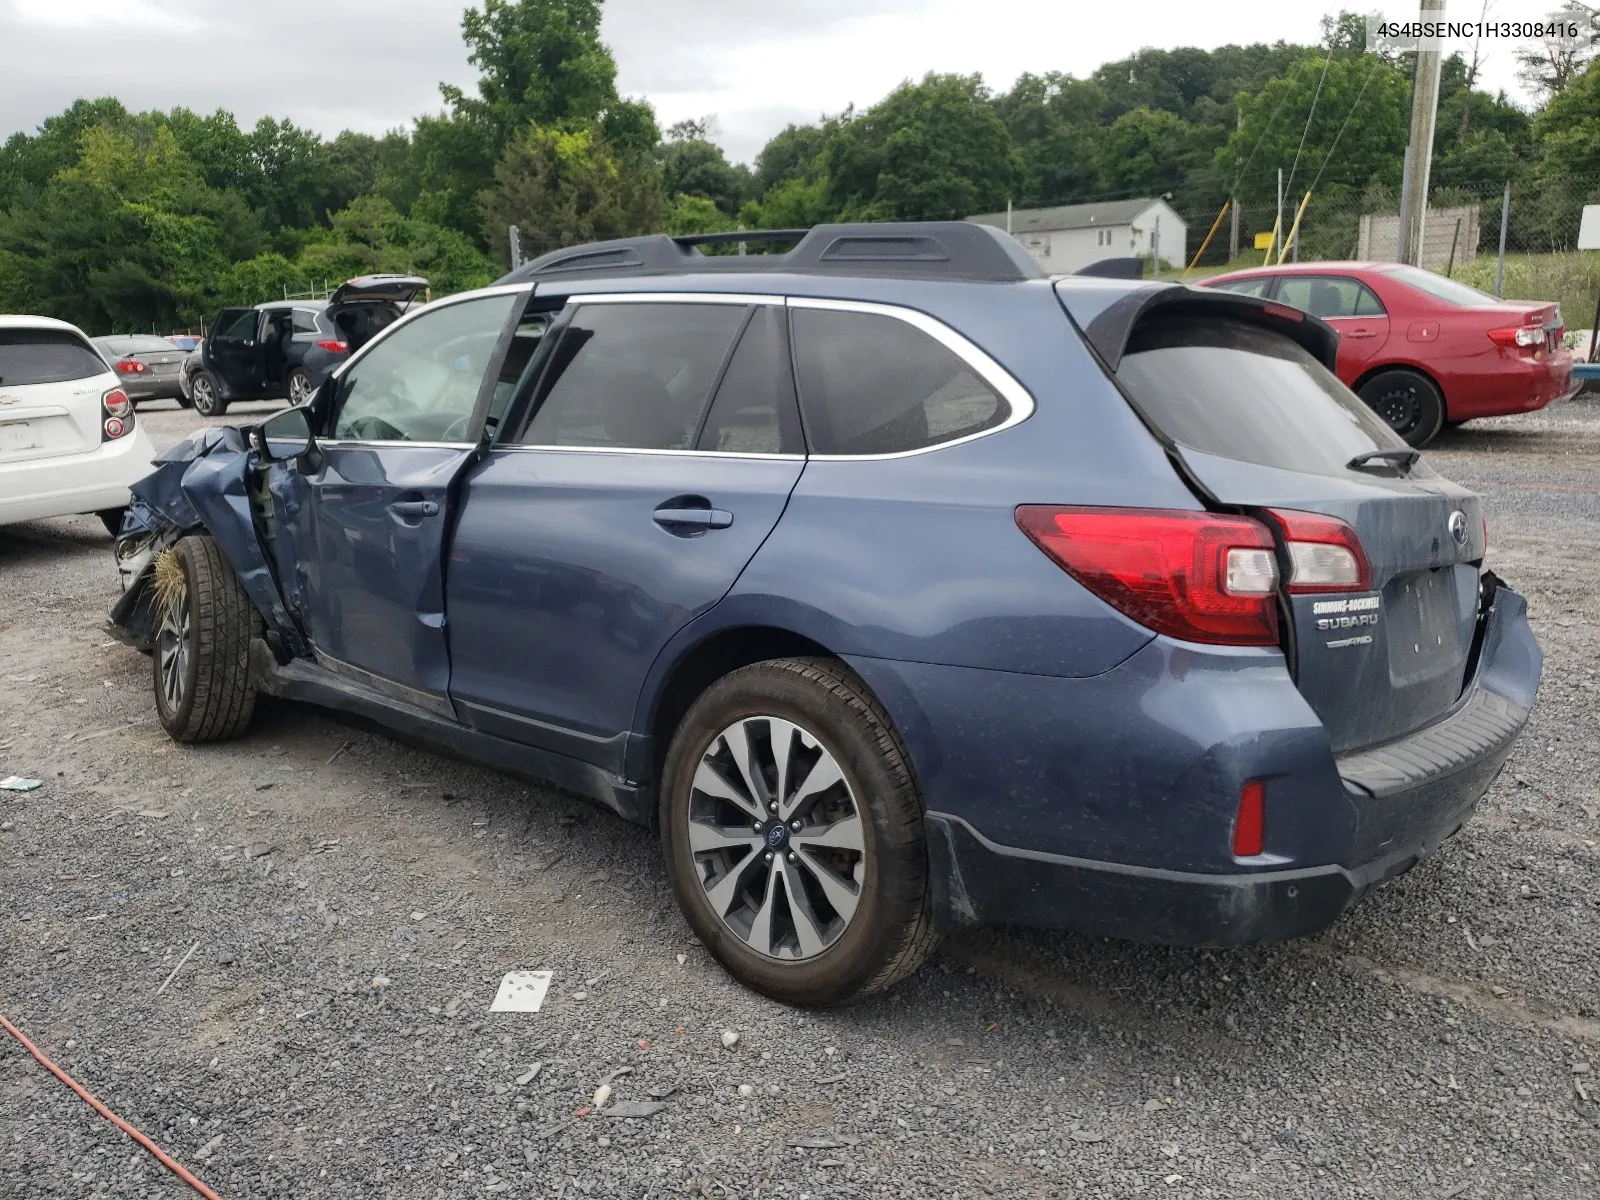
1015,506 -> 1280,646
1233,780 -> 1266,857
101,387 -> 133,440
115,358 -> 147,374
1265,510 -> 1372,593
316,339 -> 348,353
1487,326 -> 1543,350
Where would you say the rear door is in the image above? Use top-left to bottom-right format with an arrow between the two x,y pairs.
1274,274 -> 1390,379
208,308 -> 265,396
0,327 -> 114,464
1101,307 -> 1482,753
265,290 -> 524,714
446,297 -> 805,769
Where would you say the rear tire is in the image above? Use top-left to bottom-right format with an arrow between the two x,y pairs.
152,535 -> 260,743
190,371 -> 227,418
1358,368 -> 1445,447
286,367 -> 314,407
660,657 -> 936,1006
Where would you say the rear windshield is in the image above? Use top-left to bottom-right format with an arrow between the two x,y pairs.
1115,317 -> 1414,478
0,329 -> 108,386
100,335 -> 181,354
1379,265 -> 1498,308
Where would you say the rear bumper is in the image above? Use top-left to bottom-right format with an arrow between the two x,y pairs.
123,376 -> 185,402
849,582 -> 1539,945
1450,349 -> 1576,419
0,426 -> 158,525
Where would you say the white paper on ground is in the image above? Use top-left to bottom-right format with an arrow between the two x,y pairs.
490,970 -> 554,1013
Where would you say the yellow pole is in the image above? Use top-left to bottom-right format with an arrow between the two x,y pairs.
1277,190 -> 1314,265
1182,201 -> 1231,279
1262,214 -> 1282,266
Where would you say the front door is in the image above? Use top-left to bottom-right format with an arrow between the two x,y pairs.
208,308 -> 265,396
1275,274 -> 1391,380
268,290 -> 523,713
446,299 -> 806,769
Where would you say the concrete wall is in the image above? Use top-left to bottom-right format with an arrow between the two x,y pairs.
1358,205 -> 1480,270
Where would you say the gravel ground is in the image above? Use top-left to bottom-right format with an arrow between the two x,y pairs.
2,396 -> 1597,1200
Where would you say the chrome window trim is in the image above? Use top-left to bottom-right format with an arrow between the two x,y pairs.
314,439 -> 476,451
491,444 -> 804,462
786,296 -> 1036,461
557,291 -> 783,307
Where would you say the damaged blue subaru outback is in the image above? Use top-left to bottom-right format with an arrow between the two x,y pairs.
108,223 -> 1541,1006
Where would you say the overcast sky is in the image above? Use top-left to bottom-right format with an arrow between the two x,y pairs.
0,0 -> 1563,165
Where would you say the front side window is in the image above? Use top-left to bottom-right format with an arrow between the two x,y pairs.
518,302 -> 746,450
790,307 -> 1009,455
330,293 -> 517,442
213,309 -> 258,341
1276,275 -> 1385,319
0,330 -> 107,385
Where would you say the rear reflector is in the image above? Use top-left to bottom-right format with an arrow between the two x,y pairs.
103,416 -> 127,439
1233,780 -> 1266,857
316,339 -> 348,353
1267,509 -> 1372,593
1015,506 -> 1280,646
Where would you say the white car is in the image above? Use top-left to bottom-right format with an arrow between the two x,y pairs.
0,315 -> 158,534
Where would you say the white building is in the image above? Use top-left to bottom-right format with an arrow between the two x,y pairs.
967,198 -> 1188,275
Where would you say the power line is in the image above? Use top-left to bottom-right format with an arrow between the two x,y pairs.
1283,45 -> 1337,200
1308,53 -> 1386,196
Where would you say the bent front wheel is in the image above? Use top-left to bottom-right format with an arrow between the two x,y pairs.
152,535 -> 261,743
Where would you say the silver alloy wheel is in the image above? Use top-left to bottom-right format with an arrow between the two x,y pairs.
688,715 -> 865,961
156,584 -> 191,711
288,371 -> 312,405
191,374 -> 215,414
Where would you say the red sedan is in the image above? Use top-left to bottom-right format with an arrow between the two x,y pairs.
1197,261 -> 1575,446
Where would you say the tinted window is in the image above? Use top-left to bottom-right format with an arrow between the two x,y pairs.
1379,264 -> 1498,307
1116,317 -> 1416,479
1208,277 -> 1271,298
790,308 -> 1007,455
292,309 -> 321,335
0,329 -> 107,386
331,294 -> 517,442
1276,275 -> 1385,318
695,306 -> 802,454
520,303 -> 745,450
214,309 -> 257,340
487,310 -> 554,432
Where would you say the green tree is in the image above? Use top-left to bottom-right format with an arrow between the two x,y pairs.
478,124 -> 662,265
825,74 -> 1017,221
0,97 -> 130,212
995,73 -> 1107,207
659,128 -> 753,217
296,195 -> 494,294
754,122 -> 830,195
1095,106 -> 1208,197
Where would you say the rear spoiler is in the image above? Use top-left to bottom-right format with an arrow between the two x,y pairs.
1054,280 -> 1340,374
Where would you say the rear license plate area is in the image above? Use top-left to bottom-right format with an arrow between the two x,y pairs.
1385,567 -> 1465,686
0,421 -> 39,453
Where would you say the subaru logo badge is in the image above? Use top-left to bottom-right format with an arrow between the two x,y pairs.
1448,511 -> 1468,546
766,824 -> 788,850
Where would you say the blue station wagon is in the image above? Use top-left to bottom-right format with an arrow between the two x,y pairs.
108,223 -> 1541,1005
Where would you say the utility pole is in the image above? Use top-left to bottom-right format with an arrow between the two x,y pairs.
1495,180 -> 1510,297
1399,0 -> 1446,266
1275,168 -> 1284,261
1229,195 -> 1240,261
508,225 -> 524,270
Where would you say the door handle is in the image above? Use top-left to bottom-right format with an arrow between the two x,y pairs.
389,499 -> 439,519
653,507 -> 733,529
1347,329 -> 1380,339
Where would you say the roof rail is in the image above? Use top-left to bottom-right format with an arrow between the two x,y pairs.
495,222 -> 1047,286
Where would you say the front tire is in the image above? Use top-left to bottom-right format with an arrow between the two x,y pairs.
1358,368 -> 1445,447
660,657 -> 936,1006
189,370 -> 227,418
153,535 -> 260,743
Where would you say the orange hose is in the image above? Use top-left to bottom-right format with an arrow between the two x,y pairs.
0,1011 -> 224,1200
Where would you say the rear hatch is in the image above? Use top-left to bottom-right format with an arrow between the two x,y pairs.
0,327 -> 115,464
1060,285 -> 1485,754
327,274 -> 430,352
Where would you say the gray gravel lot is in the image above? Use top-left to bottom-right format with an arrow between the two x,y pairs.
2,395 -> 1597,1200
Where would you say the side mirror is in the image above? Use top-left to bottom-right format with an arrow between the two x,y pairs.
253,404 -> 315,462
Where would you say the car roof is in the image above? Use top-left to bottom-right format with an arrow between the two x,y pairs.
0,314 -> 92,334
1203,261 -> 1390,280
255,299 -> 327,311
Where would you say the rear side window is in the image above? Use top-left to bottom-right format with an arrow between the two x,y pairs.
0,329 -> 107,386
790,308 -> 1007,455
1208,278 -> 1271,298
695,306 -> 803,454
292,309 -> 321,334
1275,275 -> 1385,318
520,303 -> 745,450
1116,317 -> 1410,478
